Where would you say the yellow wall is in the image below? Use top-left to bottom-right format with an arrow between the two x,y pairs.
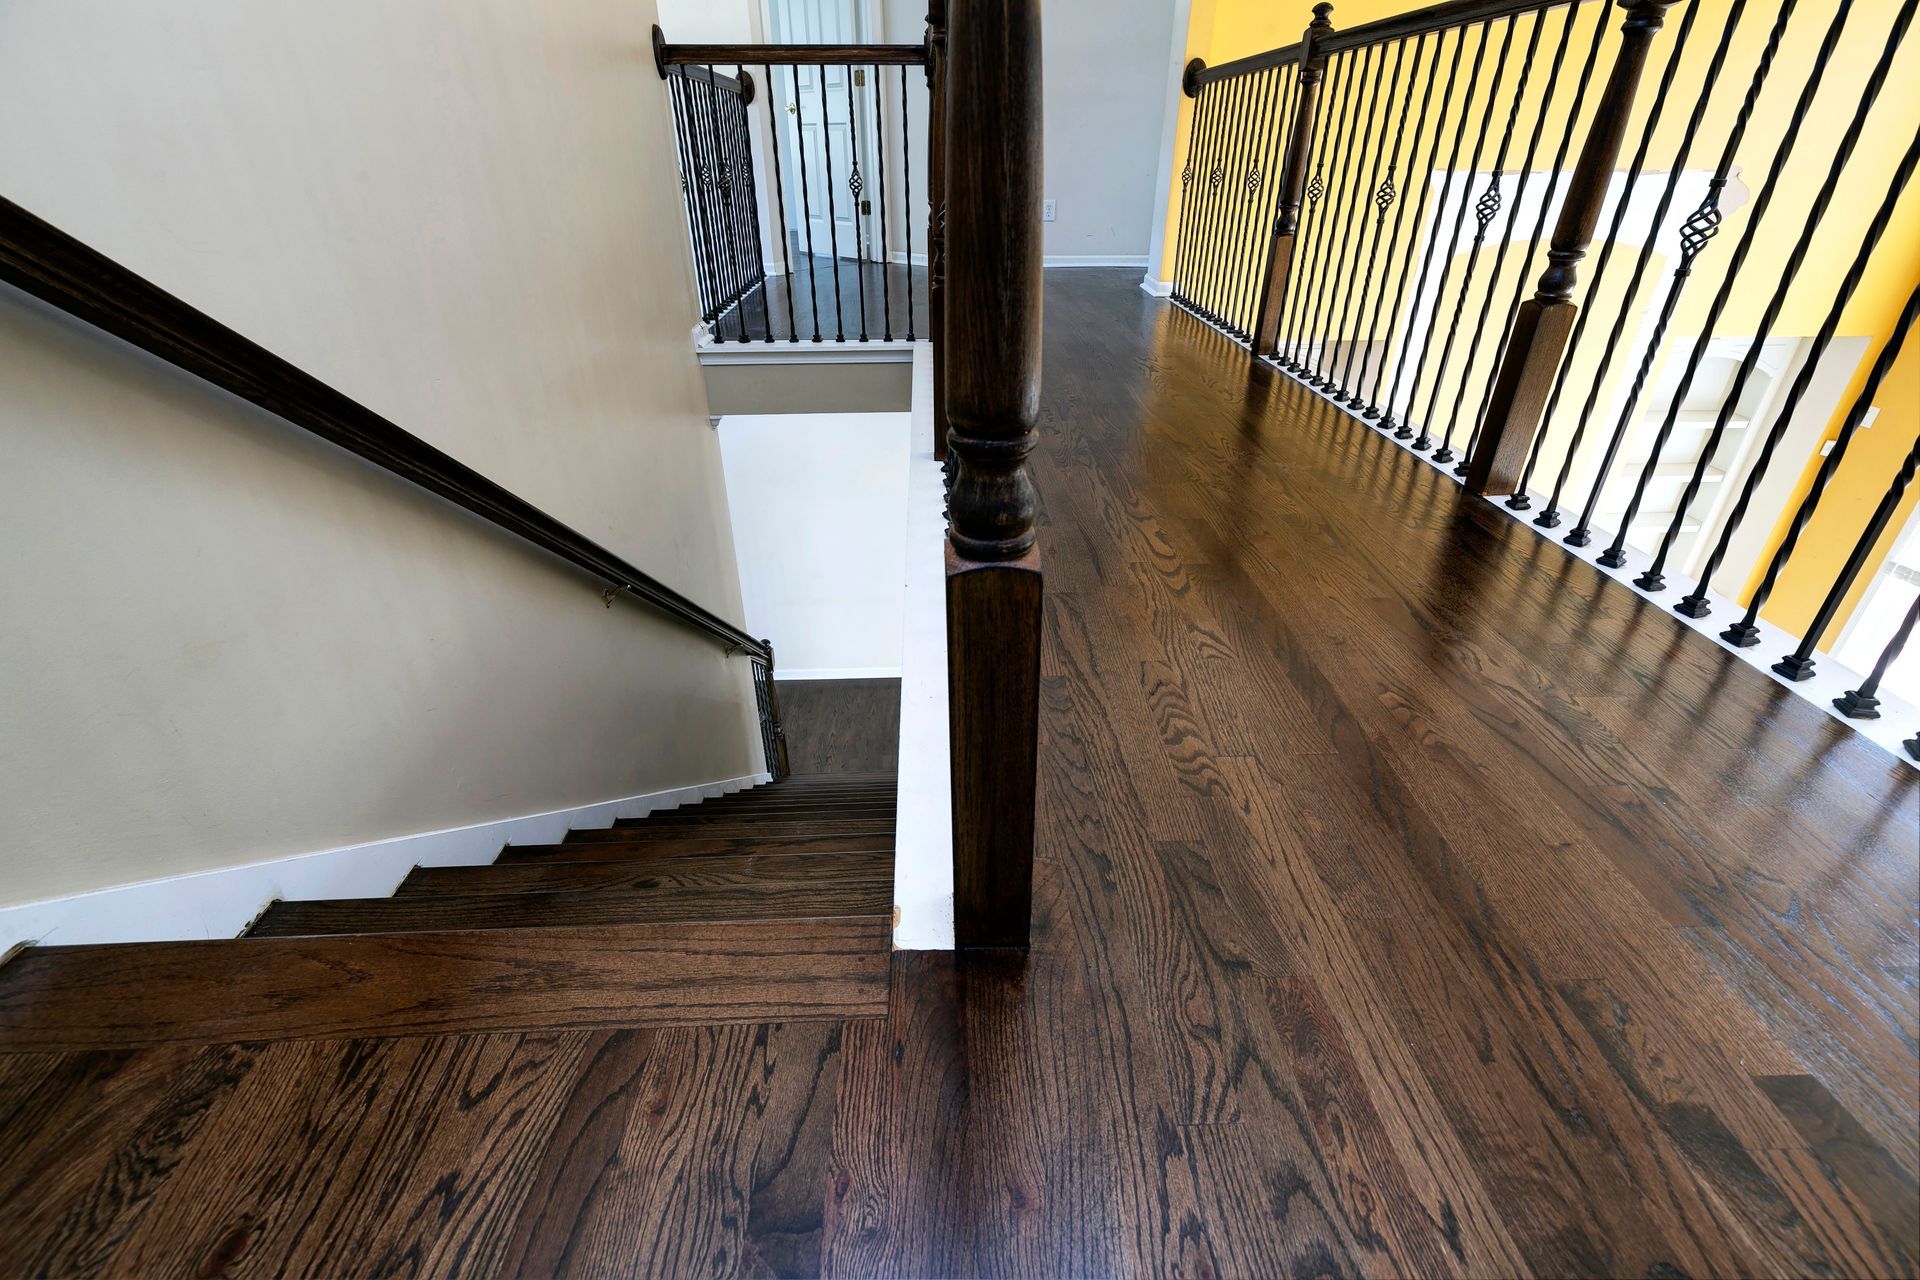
1161,0 -> 1920,646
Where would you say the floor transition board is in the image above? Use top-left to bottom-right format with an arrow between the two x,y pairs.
0,271 -> 1913,1277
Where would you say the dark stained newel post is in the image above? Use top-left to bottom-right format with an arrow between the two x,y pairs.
1253,3 -> 1336,355
1463,0 -> 1676,497
944,0 -> 1044,951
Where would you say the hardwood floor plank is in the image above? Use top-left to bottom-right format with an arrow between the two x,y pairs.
0,921 -> 890,1049
396,849 -> 892,898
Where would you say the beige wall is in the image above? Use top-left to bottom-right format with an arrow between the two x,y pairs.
0,0 -> 762,906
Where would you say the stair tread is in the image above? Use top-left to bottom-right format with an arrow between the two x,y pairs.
614,804 -> 896,828
566,819 -> 894,843
397,848 -> 891,897
0,918 -> 889,1051
502,833 -> 895,863
248,879 -> 892,937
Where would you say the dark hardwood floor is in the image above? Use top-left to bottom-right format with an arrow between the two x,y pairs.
713,255 -> 927,345
777,678 -> 903,775
1,271 -> 1915,1277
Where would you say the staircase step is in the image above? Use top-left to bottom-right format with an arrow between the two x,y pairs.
502,833 -> 895,863
0,918 -> 889,1051
396,848 -> 892,897
567,819 -> 894,843
615,803 -> 896,828
247,879 -> 891,937
675,788 -> 896,811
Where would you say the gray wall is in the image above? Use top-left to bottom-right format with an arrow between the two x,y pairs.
0,0 -> 761,906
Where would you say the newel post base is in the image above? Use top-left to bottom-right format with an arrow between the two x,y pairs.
1252,231 -> 1300,356
947,546 -> 1042,950
1464,297 -> 1576,497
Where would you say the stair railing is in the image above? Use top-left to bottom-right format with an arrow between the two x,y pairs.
0,195 -> 790,780
653,28 -> 933,347
1170,0 -> 1920,759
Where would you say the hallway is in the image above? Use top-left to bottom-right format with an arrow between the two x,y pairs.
1,270 -> 1915,1277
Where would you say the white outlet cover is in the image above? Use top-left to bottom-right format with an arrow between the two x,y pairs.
1043,200 -> 1057,222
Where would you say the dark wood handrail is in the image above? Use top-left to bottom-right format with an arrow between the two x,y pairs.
0,194 -> 771,664
1188,41 -> 1304,91
652,31 -> 929,71
1318,0 -> 1599,52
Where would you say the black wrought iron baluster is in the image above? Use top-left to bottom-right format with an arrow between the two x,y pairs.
818,69 -> 846,341
668,78 -> 712,321
1371,27 -> 1466,427
763,65 -> 797,342
699,74 -> 738,331
737,80 -> 769,335
1172,83 -> 1208,306
1293,48 -> 1369,379
1326,39 -> 1412,398
1173,82 -> 1218,311
682,76 -> 725,329
1407,18 -> 1516,450
1301,43 -> 1380,386
1380,22 -> 1492,437
1835,594 -> 1920,719
1341,35 -> 1425,405
1181,78 -> 1226,317
707,74 -> 748,333
1525,0 -> 1723,525
872,64 -> 893,341
1452,3 -> 1600,473
899,62 -> 916,342
1427,6 -> 1550,465
1226,68 -> 1283,338
1565,0 -> 1797,548
1199,74 -> 1251,324
725,76 -> 755,342
1283,52 -> 1356,368
790,66 -> 824,342
1677,130 -> 1920,619
1602,0 -> 1853,574
1280,53 -> 1347,367
1722,281 -> 1919,649
1235,66 -> 1296,340
842,65 -> 870,342
1637,0 -> 1911,596
1778,432 -> 1920,682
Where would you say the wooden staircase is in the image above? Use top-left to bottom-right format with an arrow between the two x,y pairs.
0,774 -> 896,1052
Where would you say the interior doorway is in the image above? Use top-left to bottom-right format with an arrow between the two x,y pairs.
765,0 -> 880,266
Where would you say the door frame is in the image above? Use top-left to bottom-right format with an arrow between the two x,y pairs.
763,0 -> 885,269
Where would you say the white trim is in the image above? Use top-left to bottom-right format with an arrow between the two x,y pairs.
696,337 -> 923,366
1044,254 -> 1151,268
0,772 -> 769,953
779,665 -> 904,680
894,344 -> 955,949
1140,275 -> 1174,297
888,250 -> 930,268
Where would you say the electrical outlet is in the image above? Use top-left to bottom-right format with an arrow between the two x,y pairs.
1043,199 -> 1057,222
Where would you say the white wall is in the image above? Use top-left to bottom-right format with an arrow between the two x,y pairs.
718,414 -> 911,677
0,0 -> 762,907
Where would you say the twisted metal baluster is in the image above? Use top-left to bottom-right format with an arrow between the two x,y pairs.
1229,68 -> 1288,338
1723,283 -> 1920,649
1247,65 -> 1302,347
791,66 -> 825,342
1329,39 -> 1415,399
668,78 -> 714,323
1677,128 -> 1920,619
1197,75 -> 1249,324
1459,3 -> 1608,470
1372,27 -> 1467,428
1835,594 -> 1920,719
762,65 -> 798,342
1428,5 -> 1552,465
1294,49 -> 1371,376
1565,0 -> 1798,547
1777,431 -> 1920,681
1178,81 -> 1227,319
845,66 -> 870,341
1407,17 -> 1520,451
1305,45 -> 1386,387
1170,85 -> 1209,306
1316,42 -> 1402,390
900,61 -> 916,341
1341,35 -> 1426,405
872,64 -> 893,341
1603,0 -> 1856,574
1281,53 -> 1348,367
1637,0 -> 1913,593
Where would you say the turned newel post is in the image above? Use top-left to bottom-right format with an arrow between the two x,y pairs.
1464,0 -> 1676,496
945,0 -> 1044,950
926,0 -> 950,462
1252,3 -> 1336,355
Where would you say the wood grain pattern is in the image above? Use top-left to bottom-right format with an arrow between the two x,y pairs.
774,678 -> 904,776
0,271 -> 1911,1276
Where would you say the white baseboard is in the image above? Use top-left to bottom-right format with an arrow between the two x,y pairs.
1045,255 -> 1151,268
888,250 -> 930,268
778,665 -> 904,681
0,772 -> 769,953
1140,275 -> 1174,297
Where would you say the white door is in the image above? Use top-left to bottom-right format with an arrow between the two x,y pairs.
768,0 -> 874,263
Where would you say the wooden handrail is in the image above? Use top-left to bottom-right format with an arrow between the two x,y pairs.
1188,41 -> 1305,92
0,194 -> 771,665
652,31 -> 929,71
1318,0 -> 1599,53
